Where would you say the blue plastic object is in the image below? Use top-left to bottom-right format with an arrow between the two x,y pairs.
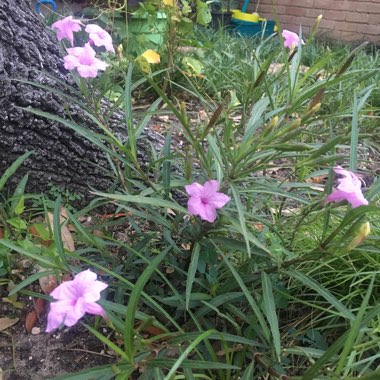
36,0 -> 57,13
230,19 -> 276,37
241,0 -> 250,13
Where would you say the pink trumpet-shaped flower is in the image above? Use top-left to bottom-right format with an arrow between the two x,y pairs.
85,24 -> 115,53
282,30 -> 305,49
185,180 -> 230,223
46,269 -> 108,332
64,43 -> 108,78
51,16 -> 83,46
324,166 -> 368,208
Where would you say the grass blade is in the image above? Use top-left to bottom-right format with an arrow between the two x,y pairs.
124,249 -> 168,363
186,243 -> 200,311
261,271 -> 281,361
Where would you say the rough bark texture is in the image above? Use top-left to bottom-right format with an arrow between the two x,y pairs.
0,0 -> 161,205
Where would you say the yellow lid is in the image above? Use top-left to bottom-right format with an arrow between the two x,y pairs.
231,10 -> 260,22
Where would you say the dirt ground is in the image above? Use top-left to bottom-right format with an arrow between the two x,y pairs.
0,298 -> 114,379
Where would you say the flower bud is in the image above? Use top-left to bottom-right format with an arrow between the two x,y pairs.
347,222 -> 371,251
117,44 -> 123,61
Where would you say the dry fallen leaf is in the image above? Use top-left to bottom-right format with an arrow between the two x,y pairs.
47,207 -> 75,251
38,269 -> 58,295
34,298 -> 46,317
0,317 -> 19,332
25,310 -> 37,334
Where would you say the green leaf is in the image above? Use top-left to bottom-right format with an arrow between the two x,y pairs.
8,270 -> 55,296
11,174 -> 28,215
0,239 -> 59,268
334,274 -> 375,376
230,185 -> 251,257
196,0 -> 211,26
0,152 -> 32,192
6,217 -> 27,230
84,324 -> 129,361
148,358 -> 240,370
53,197 -> 67,266
50,364 -> 120,380
261,272 -> 281,361
287,270 -> 354,320
186,243 -> 200,311
92,192 -> 188,214
124,249 -> 168,362
164,330 -> 220,379
302,331 -> 349,380
221,254 -> 271,343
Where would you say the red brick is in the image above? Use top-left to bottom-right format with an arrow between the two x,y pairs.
350,2 -> 380,13
285,0 -> 314,7
311,0 -> 348,11
340,31 -> 362,41
345,11 -> 369,22
356,23 -> 380,35
321,19 -> 358,31
368,13 -> 380,23
322,10 -> 347,21
305,8 -> 325,18
285,6 -> 307,17
257,4 -> 286,15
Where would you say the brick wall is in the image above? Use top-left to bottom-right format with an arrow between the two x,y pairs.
248,0 -> 380,43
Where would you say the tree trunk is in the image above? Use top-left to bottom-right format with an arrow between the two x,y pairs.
0,0 -> 160,205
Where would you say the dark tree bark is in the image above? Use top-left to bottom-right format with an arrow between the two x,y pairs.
0,0 -> 160,205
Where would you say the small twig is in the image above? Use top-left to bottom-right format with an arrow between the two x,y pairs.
67,348 -> 114,358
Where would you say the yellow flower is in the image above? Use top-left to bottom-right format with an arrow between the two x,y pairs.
163,0 -> 174,6
141,49 -> 161,64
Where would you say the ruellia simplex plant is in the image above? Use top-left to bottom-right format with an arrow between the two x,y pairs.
1,14 -> 379,380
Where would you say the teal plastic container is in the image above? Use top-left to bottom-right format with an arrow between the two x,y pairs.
230,19 -> 276,37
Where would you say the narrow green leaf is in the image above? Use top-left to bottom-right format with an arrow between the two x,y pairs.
53,197 -> 67,266
230,185 -> 251,257
148,358 -> 239,370
302,331 -> 349,380
164,329 -> 217,379
50,364 -> 120,380
222,254 -> 270,343
287,270 -> 354,320
8,270 -> 55,296
186,243 -> 200,311
261,272 -> 281,361
0,152 -> 32,192
335,275 -> 375,376
0,239 -> 59,268
84,324 -> 129,361
242,97 -> 269,144
92,192 -> 188,214
11,174 -> 28,215
124,249 -> 168,362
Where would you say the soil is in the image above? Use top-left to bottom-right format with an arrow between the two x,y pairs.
0,302 -> 115,379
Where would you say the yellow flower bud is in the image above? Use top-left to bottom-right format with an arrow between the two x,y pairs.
117,44 -> 123,61
347,222 -> 371,251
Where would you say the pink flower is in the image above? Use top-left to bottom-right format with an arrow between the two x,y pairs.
63,43 -> 108,78
51,16 -> 83,46
282,30 -> 305,49
85,24 -> 115,53
324,166 -> 368,208
185,180 -> 230,223
46,269 -> 108,332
